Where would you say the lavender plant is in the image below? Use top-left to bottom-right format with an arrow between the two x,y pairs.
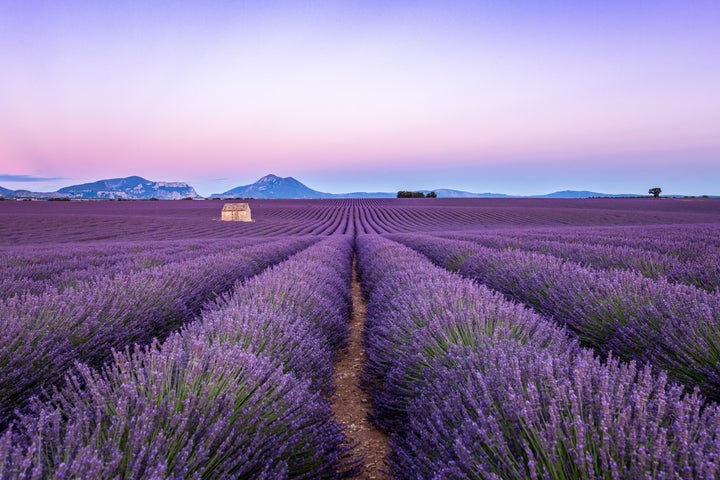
356,235 -> 572,431
393,343 -> 720,479
442,231 -> 719,292
393,234 -> 720,400
185,235 -> 353,396
0,236 -> 355,478
357,235 -> 720,479
0,237 -> 316,426
0,237 -> 266,299
0,339 -> 343,479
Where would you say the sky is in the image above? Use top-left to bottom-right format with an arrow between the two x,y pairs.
1,0 -> 719,197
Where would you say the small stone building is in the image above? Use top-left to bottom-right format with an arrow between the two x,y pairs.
221,203 -> 252,222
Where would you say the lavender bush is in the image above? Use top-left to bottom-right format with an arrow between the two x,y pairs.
0,236 -> 356,478
443,231 -> 719,292
393,234 -> 720,400
0,339 -> 343,479
393,343 -> 720,479
0,237 -> 266,299
356,235 -> 572,431
477,224 -> 720,262
0,237 -> 316,426
358,236 -> 720,478
185,235 -> 353,396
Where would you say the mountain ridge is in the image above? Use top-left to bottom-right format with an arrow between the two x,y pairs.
0,176 -> 201,200
211,175 -> 644,199
57,176 -> 200,200
0,174 -> 701,199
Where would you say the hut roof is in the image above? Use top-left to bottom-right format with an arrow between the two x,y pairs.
222,203 -> 250,211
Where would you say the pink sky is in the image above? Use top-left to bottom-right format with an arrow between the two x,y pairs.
1,1 -> 719,196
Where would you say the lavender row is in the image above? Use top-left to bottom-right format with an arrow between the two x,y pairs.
441,232 -> 720,292
0,237 -> 266,300
393,233 -> 720,401
357,235 -> 720,478
560,223 -> 720,256
0,236 -> 355,479
356,235 -> 571,432
466,223 -> 720,262
0,237 -> 316,426
187,235 -> 353,396
444,231 -> 682,277
396,343 -> 720,479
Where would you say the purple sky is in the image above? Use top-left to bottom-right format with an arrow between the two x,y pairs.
1,1 -> 719,196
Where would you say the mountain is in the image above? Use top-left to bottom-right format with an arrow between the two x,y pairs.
211,175 -> 649,199
58,176 -> 201,200
0,186 -> 66,199
532,190 -> 639,199
3,174 -> 684,200
211,174 -> 334,199
212,175 -> 511,199
13,190 -> 69,199
333,191 -> 396,198
429,189 -> 509,198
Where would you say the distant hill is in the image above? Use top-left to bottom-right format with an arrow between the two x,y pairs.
327,191 -> 395,198
13,190 -> 69,199
212,175 -> 645,199
0,186 -> 67,199
212,175 -> 511,199
531,190 -> 639,199
429,189 -> 509,198
58,176 -> 201,200
4,174 -> 711,199
211,174 -> 334,199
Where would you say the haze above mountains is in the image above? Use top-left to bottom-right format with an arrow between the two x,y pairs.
0,174 -> 650,200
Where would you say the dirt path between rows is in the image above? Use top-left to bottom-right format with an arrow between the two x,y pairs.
332,258 -> 392,479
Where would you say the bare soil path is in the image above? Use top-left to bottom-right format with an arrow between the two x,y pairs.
332,258 -> 392,479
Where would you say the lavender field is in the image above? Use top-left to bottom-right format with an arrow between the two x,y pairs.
1,198 -> 720,479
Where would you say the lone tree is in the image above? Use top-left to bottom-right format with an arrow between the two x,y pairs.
649,187 -> 662,198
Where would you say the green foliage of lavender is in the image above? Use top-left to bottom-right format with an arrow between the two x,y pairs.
394,234 -> 720,401
0,236 -> 356,478
357,235 -> 720,478
0,237 -> 316,426
396,345 -> 720,479
1,340 -> 331,479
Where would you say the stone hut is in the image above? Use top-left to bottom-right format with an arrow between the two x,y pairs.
221,203 -> 252,222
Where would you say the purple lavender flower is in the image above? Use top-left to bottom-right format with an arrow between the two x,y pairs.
0,237 -> 317,426
357,235 -> 720,479
0,236 -> 356,478
393,233 -> 720,400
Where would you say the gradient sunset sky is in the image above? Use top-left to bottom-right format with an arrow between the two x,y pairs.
1,1 -> 719,196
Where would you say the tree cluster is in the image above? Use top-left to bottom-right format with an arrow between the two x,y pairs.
397,191 -> 437,198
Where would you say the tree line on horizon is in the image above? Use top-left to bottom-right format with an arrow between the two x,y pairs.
397,191 -> 437,198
